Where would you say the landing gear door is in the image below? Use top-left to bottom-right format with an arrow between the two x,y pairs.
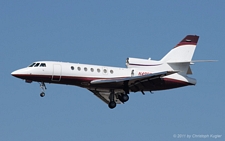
52,64 -> 62,81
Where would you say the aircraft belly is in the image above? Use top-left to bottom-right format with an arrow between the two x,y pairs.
130,78 -> 192,92
130,78 -> 165,92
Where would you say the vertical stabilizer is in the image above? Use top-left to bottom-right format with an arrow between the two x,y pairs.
161,35 -> 199,63
161,35 -> 199,75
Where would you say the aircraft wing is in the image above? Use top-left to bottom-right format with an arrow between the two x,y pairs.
89,71 -> 178,104
91,71 -> 177,85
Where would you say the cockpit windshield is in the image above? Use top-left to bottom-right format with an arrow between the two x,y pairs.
29,63 -> 36,67
34,63 -> 40,67
28,62 -> 46,67
40,63 -> 46,67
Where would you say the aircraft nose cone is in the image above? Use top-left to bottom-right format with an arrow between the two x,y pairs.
11,68 -> 33,81
11,70 -> 21,77
11,69 -> 27,79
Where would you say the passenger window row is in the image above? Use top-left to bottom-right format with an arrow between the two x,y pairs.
28,63 -> 113,74
71,66 -> 114,74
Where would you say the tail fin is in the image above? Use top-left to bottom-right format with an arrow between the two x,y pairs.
161,35 -> 199,75
161,35 -> 199,63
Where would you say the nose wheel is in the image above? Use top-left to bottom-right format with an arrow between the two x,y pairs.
40,92 -> 45,97
39,82 -> 47,97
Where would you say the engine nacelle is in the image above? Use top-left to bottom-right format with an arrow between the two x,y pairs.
126,57 -> 161,68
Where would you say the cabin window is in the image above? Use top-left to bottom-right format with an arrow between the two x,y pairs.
91,68 -> 94,72
84,67 -> 87,71
77,67 -> 81,71
110,70 -> 114,74
97,68 -> 100,73
29,63 -> 36,67
40,63 -> 46,67
34,63 -> 40,67
103,69 -> 107,73
71,66 -> 74,70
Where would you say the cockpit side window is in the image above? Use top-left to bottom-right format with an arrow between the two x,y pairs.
29,63 -> 36,67
40,63 -> 46,67
34,63 -> 40,67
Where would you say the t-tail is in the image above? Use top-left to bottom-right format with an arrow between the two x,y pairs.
126,35 -> 199,75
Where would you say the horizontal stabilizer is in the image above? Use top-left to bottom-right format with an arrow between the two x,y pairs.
190,60 -> 218,64
167,60 -> 217,64
191,60 -> 218,62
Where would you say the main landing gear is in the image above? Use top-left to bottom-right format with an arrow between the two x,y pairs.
39,82 -> 47,97
108,90 -> 129,109
118,94 -> 129,103
108,90 -> 116,109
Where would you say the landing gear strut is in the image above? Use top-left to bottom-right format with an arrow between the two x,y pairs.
39,82 -> 47,97
108,90 -> 116,109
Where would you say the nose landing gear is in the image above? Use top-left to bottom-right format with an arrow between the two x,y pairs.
39,82 -> 47,97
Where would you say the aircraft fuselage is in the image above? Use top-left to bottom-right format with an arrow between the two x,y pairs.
12,61 -> 195,92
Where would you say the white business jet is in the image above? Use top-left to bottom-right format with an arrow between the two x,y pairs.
12,35 -> 205,109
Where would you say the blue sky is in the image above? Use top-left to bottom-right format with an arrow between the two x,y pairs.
1,1 -> 224,140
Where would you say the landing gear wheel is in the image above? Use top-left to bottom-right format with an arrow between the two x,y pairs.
108,101 -> 116,109
119,94 -> 129,103
40,92 -> 45,97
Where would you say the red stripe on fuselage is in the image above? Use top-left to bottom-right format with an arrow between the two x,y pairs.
13,74 -> 193,91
